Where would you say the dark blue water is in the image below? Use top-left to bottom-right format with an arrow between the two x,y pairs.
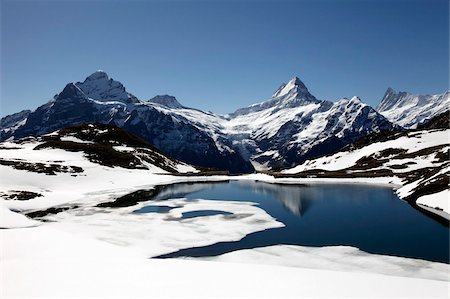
181,210 -> 233,219
134,205 -> 174,213
139,181 -> 449,263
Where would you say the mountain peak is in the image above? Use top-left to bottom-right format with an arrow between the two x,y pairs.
386,87 -> 396,94
85,70 -> 109,81
75,71 -> 140,104
231,76 -> 318,117
288,76 -> 305,87
272,76 -> 309,98
148,95 -> 183,109
377,87 -> 404,112
350,96 -> 362,103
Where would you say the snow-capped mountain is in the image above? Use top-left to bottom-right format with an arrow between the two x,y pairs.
0,71 -> 395,172
2,71 -> 252,173
224,77 -> 395,169
376,88 -> 450,129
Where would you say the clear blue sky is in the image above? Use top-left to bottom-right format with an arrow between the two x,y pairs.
1,0 -> 448,116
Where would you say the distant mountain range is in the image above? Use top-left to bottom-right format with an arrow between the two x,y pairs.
1,71 -> 448,172
377,88 -> 449,129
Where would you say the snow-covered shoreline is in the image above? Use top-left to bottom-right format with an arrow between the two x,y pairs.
235,173 -> 403,188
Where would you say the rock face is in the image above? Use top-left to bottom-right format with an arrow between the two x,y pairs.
0,109 -> 31,139
148,95 -> 184,109
1,71 -> 396,172
376,88 -> 450,129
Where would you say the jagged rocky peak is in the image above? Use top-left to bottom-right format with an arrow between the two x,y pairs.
231,75 -> 319,117
0,109 -> 31,131
377,87 -> 402,111
75,70 -> 138,104
272,76 -> 309,98
148,95 -> 183,109
376,87 -> 450,129
57,83 -> 86,100
385,87 -> 396,95
272,76 -> 319,107
377,87 -> 429,112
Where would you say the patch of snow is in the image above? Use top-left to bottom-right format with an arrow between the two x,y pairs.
416,190 -> 450,214
60,136 -> 94,144
113,145 -> 135,152
43,130 -> 59,136
174,163 -> 198,173
0,205 -> 40,228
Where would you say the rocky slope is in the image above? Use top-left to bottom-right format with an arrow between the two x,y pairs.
0,109 -> 31,138
0,123 -> 198,175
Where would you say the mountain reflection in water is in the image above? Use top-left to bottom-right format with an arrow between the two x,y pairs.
146,181 -> 449,263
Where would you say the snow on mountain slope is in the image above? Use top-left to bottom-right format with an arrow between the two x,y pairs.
377,88 -> 450,129
143,101 -> 231,152
75,70 -> 139,104
142,76 -> 394,170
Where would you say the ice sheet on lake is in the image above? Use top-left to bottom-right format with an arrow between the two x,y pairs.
41,197 -> 284,257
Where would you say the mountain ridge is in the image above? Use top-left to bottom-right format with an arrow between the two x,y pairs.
377,88 -> 449,129
2,70 -> 441,172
